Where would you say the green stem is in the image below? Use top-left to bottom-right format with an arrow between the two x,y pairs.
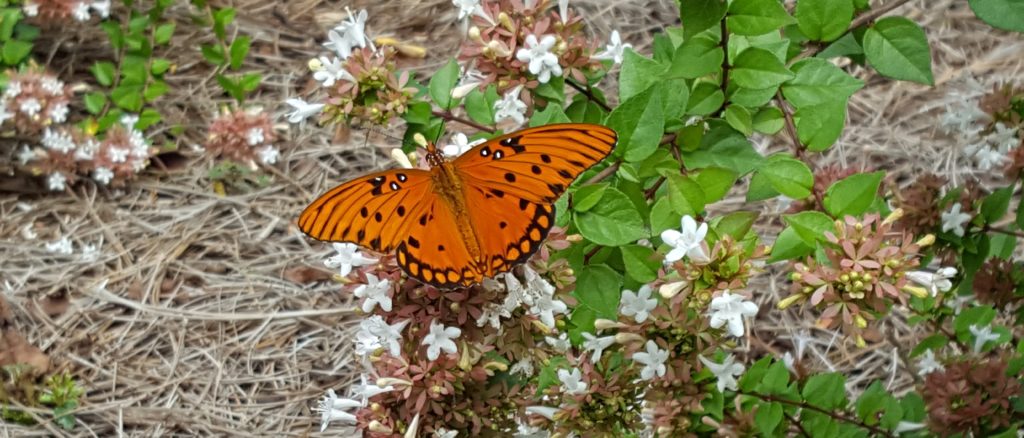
736,389 -> 896,437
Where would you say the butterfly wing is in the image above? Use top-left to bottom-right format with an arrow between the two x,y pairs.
298,169 -> 433,252
452,123 -> 617,203
455,123 -> 616,277
393,195 -> 483,288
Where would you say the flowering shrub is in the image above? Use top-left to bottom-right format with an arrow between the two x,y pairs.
293,0 -> 1024,436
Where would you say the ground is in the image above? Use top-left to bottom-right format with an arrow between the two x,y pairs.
1,0 -> 1022,436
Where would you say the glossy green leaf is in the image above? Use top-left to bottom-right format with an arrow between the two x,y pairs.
669,35 -> 723,79
863,17 -> 934,85
428,58 -> 460,110
759,156 -> 813,199
679,0 -> 728,39
666,174 -> 707,216
694,166 -> 739,204
573,187 -> 648,245
228,35 -> 250,70
823,171 -> 884,217
620,48 -> 669,101
782,58 -> 864,108
730,48 -> 794,89
728,0 -> 796,35
802,373 -> 848,410
795,0 -> 854,41
91,61 -> 116,86
968,0 -> 1024,33
607,86 -> 664,162
783,211 -> 834,246
794,100 -> 847,151
724,105 -> 753,136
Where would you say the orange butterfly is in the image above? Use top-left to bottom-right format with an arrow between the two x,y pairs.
298,123 -> 616,288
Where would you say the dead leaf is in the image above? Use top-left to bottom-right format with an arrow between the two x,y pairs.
0,329 -> 50,373
283,265 -> 333,284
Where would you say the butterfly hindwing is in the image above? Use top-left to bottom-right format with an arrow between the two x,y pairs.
453,123 -> 617,203
462,185 -> 555,278
395,196 -> 483,288
298,169 -> 432,252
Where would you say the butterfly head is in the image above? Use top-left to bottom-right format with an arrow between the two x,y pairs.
414,132 -> 447,168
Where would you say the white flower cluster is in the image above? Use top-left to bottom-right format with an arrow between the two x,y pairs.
316,375 -> 397,431
286,7 -> 371,123
22,0 -> 110,21
1,74 -> 70,128
939,75 -> 1020,171
476,266 -> 567,331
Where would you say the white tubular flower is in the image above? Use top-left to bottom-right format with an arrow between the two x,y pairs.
558,368 -> 588,395
313,56 -> 353,87
632,340 -> 668,380
544,332 -> 570,352
324,7 -> 370,58
661,215 -> 709,263
968,324 -> 1000,353
452,0 -> 482,20
316,389 -> 360,431
940,203 -> 971,237
442,132 -> 485,157
324,242 -> 378,277
422,319 -> 461,360
581,332 -> 615,364
353,273 -> 392,313
619,284 -> 657,323
699,354 -> 744,392
515,34 -> 562,83
358,315 -> 409,357
525,406 -> 560,421
593,30 -> 631,64
45,236 -> 73,254
46,172 -> 67,191
257,146 -> 280,165
529,293 -> 567,329
975,147 -> 1006,171
916,349 -> 944,376
494,85 -> 527,125
284,98 -> 325,123
707,291 -> 758,337
434,428 -> 458,438
905,267 -> 957,297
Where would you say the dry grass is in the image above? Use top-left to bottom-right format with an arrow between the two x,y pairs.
1,0 -> 1021,436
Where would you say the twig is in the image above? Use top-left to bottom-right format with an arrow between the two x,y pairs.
737,390 -> 896,437
984,225 -> 1024,238
566,79 -> 612,112
581,160 -> 621,185
714,18 -> 730,117
431,110 -> 496,133
784,411 -> 811,438
775,94 -> 806,160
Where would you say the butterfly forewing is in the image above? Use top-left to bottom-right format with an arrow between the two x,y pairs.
298,169 -> 432,252
453,123 -> 617,203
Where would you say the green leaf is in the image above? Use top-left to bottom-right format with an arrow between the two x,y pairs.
746,169 -> 781,201
659,78 -> 690,124
464,86 -> 496,125
621,244 -> 661,283
823,171 -> 884,217
1,38 -> 30,65
724,105 -> 753,136
144,79 -> 169,102
151,58 -> 172,76
767,226 -> 814,262
154,22 -> 175,45
679,0 -> 728,39
570,265 -> 623,341
980,186 -> 1013,224
240,72 -> 261,91
795,0 -> 854,41
201,43 -> 225,65
669,35 -> 723,79
0,9 -> 22,41
228,35 -> 250,70
782,58 -> 864,108
111,84 -> 144,112
910,334 -> 949,358
212,7 -> 236,40
100,21 -> 124,50
650,197 -> 682,234
713,211 -> 759,241
528,103 -> 570,127
783,211 -> 834,246
694,167 -> 739,204
752,107 -> 784,134
573,187 -> 648,246
91,61 -> 116,86
863,17 -> 934,85
666,174 -> 707,216
968,0 -> 1024,33
607,86 -> 665,162
817,31 -> 863,59
727,0 -> 796,36
137,108 -> 162,130
619,49 -> 669,101
759,156 -> 814,199
685,128 -> 764,174
730,48 -> 794,89
1017,195 -> 1024,230
794,100 -> 847,151
754,402 -> 783,435
802,373 -> 848,410
428,59 -> 460,110
83,92 -> 106,114
572,183 -> 608,212
739,357 -> 773,392
757,361 -> 791,395
686,81 -> 725,116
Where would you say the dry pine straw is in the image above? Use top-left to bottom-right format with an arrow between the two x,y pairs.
0,0 -> 1022,436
